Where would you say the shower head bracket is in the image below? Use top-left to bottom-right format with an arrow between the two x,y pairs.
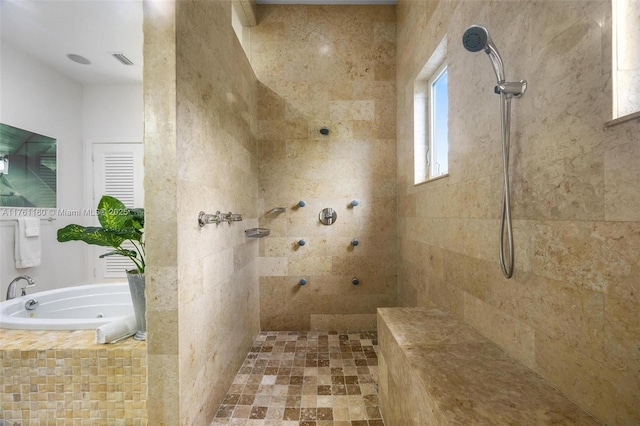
494,80 -> 527,98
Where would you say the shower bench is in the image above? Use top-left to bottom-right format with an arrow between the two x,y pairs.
377,307 -> 602,425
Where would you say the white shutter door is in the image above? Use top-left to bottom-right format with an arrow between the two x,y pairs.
92,143 -> 144,280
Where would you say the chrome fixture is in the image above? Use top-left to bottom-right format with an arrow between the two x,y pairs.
269,207 -> 286,214
6,275 -> 36,300
351,200 -> 359,207
351,239 -> 359,247
319,127 -> 330,136
298,239 -> 306,246
299,278 -> 308,286
0,216 -> 56,223
224,212 -> 243,224
245,228 -> 271,238
352,277 -> 359,285
199,211 -> 221,226
463,25 -> 527,279
198,211 -> 243,227
298,201 -> 306,208
462,25 -> 526,96
25,299 -> 39,311
319,207 -> 337,226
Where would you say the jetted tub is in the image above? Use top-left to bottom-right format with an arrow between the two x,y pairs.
0,282 -> 134,330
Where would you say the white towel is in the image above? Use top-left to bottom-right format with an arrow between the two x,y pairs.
95,315 -> 137,344
15,218 -> 41,268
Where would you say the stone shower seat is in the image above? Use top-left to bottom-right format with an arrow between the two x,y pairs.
377,307 -> 602,425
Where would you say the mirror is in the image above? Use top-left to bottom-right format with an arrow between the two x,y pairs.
0,123 -> 57,207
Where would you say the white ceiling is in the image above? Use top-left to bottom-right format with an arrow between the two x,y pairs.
1,0 -> 143,85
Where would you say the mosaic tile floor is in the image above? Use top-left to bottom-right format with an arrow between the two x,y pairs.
212,331 -> 384,426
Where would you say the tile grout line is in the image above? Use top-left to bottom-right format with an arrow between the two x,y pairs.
211,330 -> 384,426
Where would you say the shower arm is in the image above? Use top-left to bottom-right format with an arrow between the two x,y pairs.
483,41 -> 527,98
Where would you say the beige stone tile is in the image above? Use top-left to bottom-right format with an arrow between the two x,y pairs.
427,280 -> 465,319
463,294 -> 537,369
442,252 -> 498,304
258,120 -> 308,141
379,308 -> 599,425
258,83 -> 285,121
604,141 -> 640,221
259,256 -> 289,276
533,221 -> 640,297
604,295 -> 640,373
147,309 -> 179,356
497,273 -> 605,362
148,354 -> 179,425
310,314 -> 377,331
535,331 -> 639,425
288,255 -> 333,275
253,1 -> 398,346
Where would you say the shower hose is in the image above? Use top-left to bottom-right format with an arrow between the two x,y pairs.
499,92 -> 514,278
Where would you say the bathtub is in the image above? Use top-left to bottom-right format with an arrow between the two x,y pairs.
0,282 -> 134,330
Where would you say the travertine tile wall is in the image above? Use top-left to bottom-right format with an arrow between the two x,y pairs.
143,1 -> 179,423
252,5 -> 398,331
396,0 -> 640,424
0,330 -> 146,424
144,0 -> 259,424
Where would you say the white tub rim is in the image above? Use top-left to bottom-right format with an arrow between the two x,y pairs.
0,282 -> 133,330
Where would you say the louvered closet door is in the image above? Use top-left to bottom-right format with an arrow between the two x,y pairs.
92,143 -> 144,280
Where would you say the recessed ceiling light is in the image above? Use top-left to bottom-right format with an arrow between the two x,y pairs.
67,54 -> 91,65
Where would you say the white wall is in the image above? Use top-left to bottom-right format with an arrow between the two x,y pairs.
0,43 -> 144,297
0,42 -> 86,295
83,85 -> 143,144
82,84 -> 144,281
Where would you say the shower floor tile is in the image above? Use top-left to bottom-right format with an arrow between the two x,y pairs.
212,331 -> 384,426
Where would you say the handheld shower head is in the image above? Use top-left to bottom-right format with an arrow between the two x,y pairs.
462,25 -> 505,83
462,25 -> 489,52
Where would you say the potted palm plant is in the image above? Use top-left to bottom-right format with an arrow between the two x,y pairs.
57,195 -> 146,340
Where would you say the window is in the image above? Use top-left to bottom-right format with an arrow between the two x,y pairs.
611,0 -> 640,122
429,64 -> 448,178
414,37 -> 448,184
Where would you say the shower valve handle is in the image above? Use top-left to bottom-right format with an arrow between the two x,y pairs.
21,283 -> 37,296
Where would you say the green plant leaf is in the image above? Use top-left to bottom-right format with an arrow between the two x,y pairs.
57,195 -> 145,274
97,196 -> 132,229
99,249 -> 138,259
107,227 -> 143,242
57,224 -> 126,248
129,208 -> 144,229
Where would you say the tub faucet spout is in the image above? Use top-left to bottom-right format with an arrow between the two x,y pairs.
6,275 -> 36,300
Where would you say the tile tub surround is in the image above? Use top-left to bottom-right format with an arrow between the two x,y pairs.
253,5 -> 398,331
212,330 -> 384,426
0,329 -> 147,424
377,307 -> 600,425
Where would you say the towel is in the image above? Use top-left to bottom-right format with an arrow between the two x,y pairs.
95,315 -> 137,344
15,218 -> 41,268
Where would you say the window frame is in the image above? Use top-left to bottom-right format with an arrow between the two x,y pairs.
428,62 -> 448,179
